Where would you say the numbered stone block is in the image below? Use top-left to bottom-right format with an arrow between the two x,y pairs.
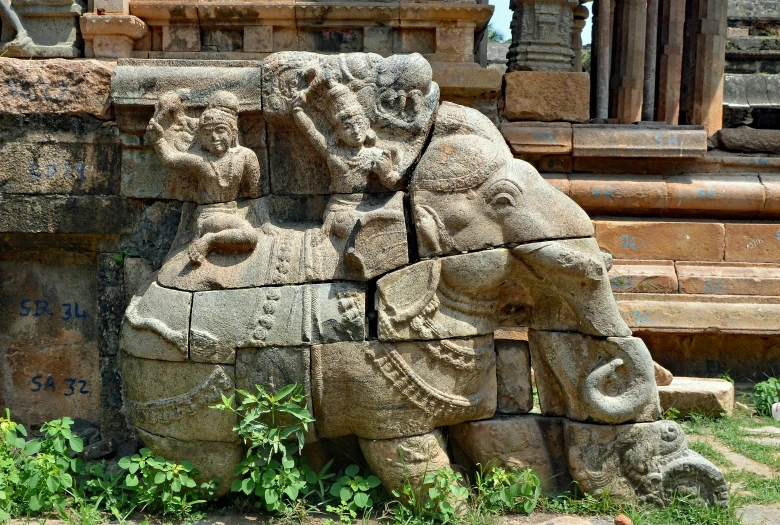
676,261 -> 780,296
725,223 -> 780,263
594,220 -> 726,261
120,281 -> 191,362
0,117 -> 121,195
568,175 -> 667,215
500,122 -> 573,156
0,58 -> 114,118
119,355 -> 237,443
572,125 -> 707,158
0,258 -> 101,427
666,174 -> 765,217
190,282 -> 366,363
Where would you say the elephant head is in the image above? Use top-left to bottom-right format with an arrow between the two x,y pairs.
395,102 -> 660,426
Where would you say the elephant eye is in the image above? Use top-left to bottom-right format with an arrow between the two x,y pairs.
486,181 -> 521,210
489,193 -> 516,208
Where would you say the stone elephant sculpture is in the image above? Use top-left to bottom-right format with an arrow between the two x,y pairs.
117,53 -> 727,507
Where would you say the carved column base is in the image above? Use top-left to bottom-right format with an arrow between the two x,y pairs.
1,0 -> 86,58
80,13 -> 148,58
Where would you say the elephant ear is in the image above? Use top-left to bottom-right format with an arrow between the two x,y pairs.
378,258 -> 441,323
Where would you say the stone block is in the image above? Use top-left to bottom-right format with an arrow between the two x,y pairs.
244,25 -> 273,53
359,430 -> 452,505
432,64 -> 503,97
725,223 -> 780,263
665,174 -> 765,217
503,71 -> 590,122
759,174 -> 780,218
495,339 -> 533,414
0,122 -> 122,195
539,156 -> 573,174
658,377 -> 734,418
594,220 -> 726,261
119,354 -> 237,443
190,282 -> 366,361
163,24 -> 200,52
676,261 -> 780,295
0,258 -> 101,428
363,26 -> 393,55
0,195 -> 139,235
500,122 -> 572,155
235,346 -> 311,410
123,258 -> 154,303
608,260 -> 678,293
0,58 -> 114,119
81,15 -> 148,59
528,330 -> 660,425
616,293 -> 780,332
449,415 -> 570,492
719,128 -> 780,154
541,172 -> 571,193
376,251 -> 508,341
156,193 -> 408,291
565,419 -> 728,505
569,175 -> 667,214
571,125 -> 707,157
94,0 -> 129,14
137,430 -> 241,497
120,281 -> 191,362
311,338 -> 496,440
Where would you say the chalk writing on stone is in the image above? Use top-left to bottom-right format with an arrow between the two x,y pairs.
31,375 -> 90,396
19,299 -> 88,319
620,234 -> 639,251
29,162 -> 87,185
703,280 -> 724,294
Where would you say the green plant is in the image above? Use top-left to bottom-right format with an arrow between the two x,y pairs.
2,415 -> 85,517
751,377 -> 780,416
716,371 -> 734,384
474,466 -> 540,515
325,464 -> 383,523
394,466 -> 468,524
663,406 -> 681,421
117,448 -> 215,519
212,383 -> 326,515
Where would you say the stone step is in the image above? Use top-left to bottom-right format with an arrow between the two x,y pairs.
615,293 -> 780,333
657,377 -> 735,418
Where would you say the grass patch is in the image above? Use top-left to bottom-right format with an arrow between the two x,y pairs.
727,471 -> 780,506
688,441 -> 735,469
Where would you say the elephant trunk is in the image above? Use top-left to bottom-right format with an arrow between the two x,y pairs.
583,352 -> 658,424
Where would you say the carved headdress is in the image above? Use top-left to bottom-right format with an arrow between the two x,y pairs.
198,91 -> 240,147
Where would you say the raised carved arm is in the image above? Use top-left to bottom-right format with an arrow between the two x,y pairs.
147,118 -> 210,179
291,92 -> 328,157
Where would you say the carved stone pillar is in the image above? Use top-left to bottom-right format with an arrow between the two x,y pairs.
507,0 -> 580,72
656,0 -> 685,124
641,0 -> 659,121
613,0 -> 647,124
680,0 -> 728,136
593,0 -> 614,119
571,3 -> 589,73
0,0 -> 86,57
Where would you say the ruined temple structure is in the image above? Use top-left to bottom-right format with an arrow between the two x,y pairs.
0,0 -> 778,510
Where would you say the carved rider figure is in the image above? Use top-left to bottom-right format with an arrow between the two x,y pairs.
147,91 -> 261,264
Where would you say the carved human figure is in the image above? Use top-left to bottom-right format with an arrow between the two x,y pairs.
292,67 -> 401,241
0,0 -> 34,54
147,91 -> 261,265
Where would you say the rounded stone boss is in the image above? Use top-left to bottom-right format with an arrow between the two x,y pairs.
115,51 -> 728,506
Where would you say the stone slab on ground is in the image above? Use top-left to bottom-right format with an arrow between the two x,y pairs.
740,504 -> 780,525
688,435 -> 774,477
658,377 -> 735,417
719,128 -> 780,154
